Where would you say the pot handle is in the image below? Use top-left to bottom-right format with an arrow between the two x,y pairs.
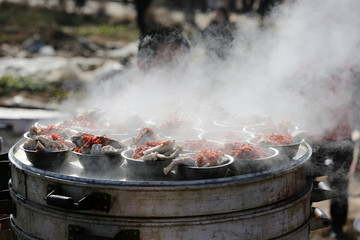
0,157 -> 11,191
46,189 -> 110,212
69,225 -> 140,240
309,207 -> 331,230
311,181 -> 334,202
307,158 -> 334,177
0,189 -> 13,214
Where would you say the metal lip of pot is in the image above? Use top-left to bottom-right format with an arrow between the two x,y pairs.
9,139 -> 313,218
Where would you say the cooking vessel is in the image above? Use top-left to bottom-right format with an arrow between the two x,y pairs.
9,138 -> 313,218
9,182 -> 313,240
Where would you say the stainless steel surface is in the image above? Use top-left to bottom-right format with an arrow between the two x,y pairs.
10,185 -> 312,240
9,139 -> 313,217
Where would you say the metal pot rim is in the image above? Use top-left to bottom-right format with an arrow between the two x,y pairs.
9,139 -> 312,188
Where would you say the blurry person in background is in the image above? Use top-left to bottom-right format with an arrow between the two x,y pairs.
242,0 -> 255,13
206,0 -> 219,12
306,67 -> 359,239
137,27 -> 191,71
257,0 -> 283,26
90,27 -> 191,110
201,7 -> 236,61
93,27 -> 191,95
96,27 -> 191,81
133,0 -> 153,35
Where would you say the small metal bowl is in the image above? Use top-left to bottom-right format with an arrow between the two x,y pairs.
243,124 -> 299,136
177,154 -> 234,180
248,137 -> 303,159
73,151 -> 125,172
158,127 -> 204,140
178,139 -> 224,153
20,144 -> 70,168
199,130 -> 250,143
230,147 -> 279,175
106,133 -> 137,141
121,149 -> 173,178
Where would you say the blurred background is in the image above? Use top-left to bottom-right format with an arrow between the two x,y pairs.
0,0 -> 278,152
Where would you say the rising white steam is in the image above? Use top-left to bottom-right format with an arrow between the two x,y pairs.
78,0 -> 360,138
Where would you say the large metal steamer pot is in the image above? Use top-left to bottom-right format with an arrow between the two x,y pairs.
9,139 -> 312,218
10,185 -> 312,240
7,139 -> 327,239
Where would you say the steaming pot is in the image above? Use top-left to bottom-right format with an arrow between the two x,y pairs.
2,139 -> 332,239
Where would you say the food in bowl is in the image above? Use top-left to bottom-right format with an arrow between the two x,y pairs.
132,139 -> 183,161
27,123 -> 77,140
23,134 -> 73,152
62,110 -> 104,129
132,127 -> 159,146
71,133 -> 127,171
163,149 -> 234,179
249,133 -> 303,159
21,135 -> 73,166
157,116 -> 202,139
220,142 -> 269,160
163,149 -> 231,175
182,139 -> 223,152
244,120 -> 297,136
202,130 -> 249,143
71,133 -> 126,155
253,133 -> 293,146
229,146 -> 279,175
121,140 -> 183,178
193,149 -> 229,167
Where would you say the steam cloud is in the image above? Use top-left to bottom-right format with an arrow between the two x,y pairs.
69,0 -> 360,137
